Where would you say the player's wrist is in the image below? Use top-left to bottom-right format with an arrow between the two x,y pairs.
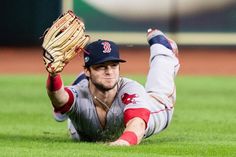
49,72 -> 58,77
118,131 -> 138,145
46,73 -> 63,91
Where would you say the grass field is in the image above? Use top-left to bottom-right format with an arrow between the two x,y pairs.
0,75 -> 235,157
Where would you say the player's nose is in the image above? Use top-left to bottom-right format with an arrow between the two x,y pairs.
104,66 -> 113,74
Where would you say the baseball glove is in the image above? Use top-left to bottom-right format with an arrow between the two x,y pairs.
42,10 -> 90,74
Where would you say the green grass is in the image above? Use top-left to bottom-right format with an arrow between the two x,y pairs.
0,75 -> 235,157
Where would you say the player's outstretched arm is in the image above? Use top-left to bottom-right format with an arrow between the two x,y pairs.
42,11 -> 89,112
46,73 -> 70,109
109,117 -> 146,146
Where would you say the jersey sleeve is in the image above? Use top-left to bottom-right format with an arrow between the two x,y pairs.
53,86 -> 78,122
119,80 -> 151,128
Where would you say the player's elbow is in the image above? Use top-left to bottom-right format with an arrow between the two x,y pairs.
47,87 -> 71,108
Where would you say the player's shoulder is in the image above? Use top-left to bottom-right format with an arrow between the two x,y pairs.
66,78 -> 90,97
118,77 -> 144,91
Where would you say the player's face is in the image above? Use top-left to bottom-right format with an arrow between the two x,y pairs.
86,61 -> 120,91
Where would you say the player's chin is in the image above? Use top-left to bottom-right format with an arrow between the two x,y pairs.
103,80 -> 117,89
104,82 -> 116,89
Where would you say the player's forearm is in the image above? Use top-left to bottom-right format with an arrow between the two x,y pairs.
123,117 -> 146,144
46,73 -> 69,108
110,117 -> 146,146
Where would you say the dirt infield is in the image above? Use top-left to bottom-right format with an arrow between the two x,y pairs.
0,46 -> 236,76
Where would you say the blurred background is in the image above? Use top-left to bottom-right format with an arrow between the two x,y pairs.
0,0 -> 236,75
1,0 -> 236,46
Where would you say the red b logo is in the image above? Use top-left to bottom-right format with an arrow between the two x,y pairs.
101,42 -> 111,53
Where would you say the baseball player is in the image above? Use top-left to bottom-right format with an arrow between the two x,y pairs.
42,11 -> 180,146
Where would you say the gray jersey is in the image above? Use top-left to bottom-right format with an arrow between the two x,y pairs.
65,77 -> 152,141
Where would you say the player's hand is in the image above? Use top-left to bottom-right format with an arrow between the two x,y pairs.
109,139 -> 130,146
42,10 -> 90,74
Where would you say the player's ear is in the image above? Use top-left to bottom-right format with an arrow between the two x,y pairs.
84,67 -> 90,77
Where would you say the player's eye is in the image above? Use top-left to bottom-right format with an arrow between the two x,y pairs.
110,63 -> 119,68
98,66 -> 106,70
93,65 -> 106,70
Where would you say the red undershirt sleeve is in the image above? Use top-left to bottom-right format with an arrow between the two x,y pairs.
124,108 -> 151,128
53,88 -> 74,114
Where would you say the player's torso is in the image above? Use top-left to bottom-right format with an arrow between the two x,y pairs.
67,77 -> 161,141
